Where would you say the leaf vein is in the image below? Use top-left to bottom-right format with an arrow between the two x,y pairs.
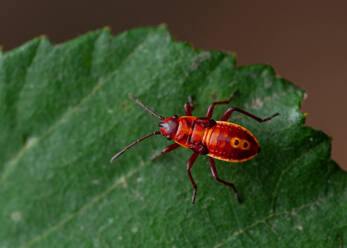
21,164 -> 144,248
270,139 -> 328,213
213,195 -> 330,248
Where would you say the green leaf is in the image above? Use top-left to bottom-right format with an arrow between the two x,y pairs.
0,26 -> 345,248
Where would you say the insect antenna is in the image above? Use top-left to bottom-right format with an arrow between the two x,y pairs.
110,131 -> 161,163
129,93 -> 164,120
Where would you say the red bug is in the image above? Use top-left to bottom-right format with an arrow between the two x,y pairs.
110,90 -> 279,204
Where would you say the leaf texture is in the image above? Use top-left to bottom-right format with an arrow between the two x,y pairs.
0,26 -> 345,248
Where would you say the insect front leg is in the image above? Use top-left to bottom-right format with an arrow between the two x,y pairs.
184,95 -> 194,116
220,107 -> 279,122
209,157 -> 241,203
151,143 -> 180,161
205,89 -> 238,118
187,152 -> 199,204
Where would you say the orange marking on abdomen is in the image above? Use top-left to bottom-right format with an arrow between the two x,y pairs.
203,128 -> 213,145
230,137 -> 241,148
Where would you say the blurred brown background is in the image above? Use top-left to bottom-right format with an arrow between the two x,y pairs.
1,0 -> 346,170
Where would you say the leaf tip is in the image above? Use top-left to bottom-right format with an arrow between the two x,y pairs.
102,26 -> 112,32
158,23 -> 168,29
39,34 -> 48,41
224,51 -> 237,59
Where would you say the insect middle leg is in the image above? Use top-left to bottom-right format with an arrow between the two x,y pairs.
187,152 -> 199,204
205,90 -> 238,118
151,143 -> 180,161
184,95 -> 194,116
209,157 -> 241,203
221,107 -> 279,122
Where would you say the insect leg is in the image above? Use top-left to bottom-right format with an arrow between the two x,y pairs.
208,157 -> 241,203
221,107 -> 279,122
187,152 -> 199,204
205,90 -> 238,118
151,143 -> 180,161
184,95 -> 194,115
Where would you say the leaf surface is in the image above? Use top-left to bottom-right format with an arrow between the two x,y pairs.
0,26 -> 345,248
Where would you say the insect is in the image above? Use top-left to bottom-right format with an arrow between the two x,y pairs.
110,90 -> 279,204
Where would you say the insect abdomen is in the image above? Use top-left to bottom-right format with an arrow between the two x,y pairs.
205,121 -> 260,162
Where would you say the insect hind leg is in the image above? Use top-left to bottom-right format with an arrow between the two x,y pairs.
221,107 -> 279,122
209,157 -> 241,203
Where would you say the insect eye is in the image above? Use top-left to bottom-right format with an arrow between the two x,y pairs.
159,122 -> 166,128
